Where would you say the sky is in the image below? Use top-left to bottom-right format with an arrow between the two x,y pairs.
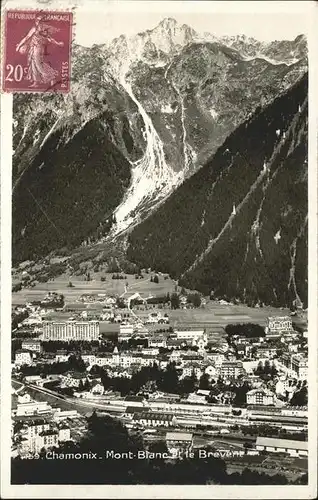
74,1 -> 312,47
4,0 -> 313,46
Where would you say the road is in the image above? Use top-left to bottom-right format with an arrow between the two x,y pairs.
12,379 -> 125,415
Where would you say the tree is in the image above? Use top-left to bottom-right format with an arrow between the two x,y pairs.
170,293 -> 180,310
290,386 -> 308,406
158,363 -> 179,393
255,361 -> 263,375
270,363 -> 278,377
199,373 -> 210,390
67,281 -> 74,288
148,440 -> 169,456
233,381 -> 251,406
116,297 -> 126,309
188,293 -> 201,308
68,354 -> 86,373
153,275 -> 159,284
179,372 -> 197,395
78,379 -> 85,391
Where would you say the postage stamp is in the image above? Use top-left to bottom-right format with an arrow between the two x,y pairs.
2,10 -> 73,93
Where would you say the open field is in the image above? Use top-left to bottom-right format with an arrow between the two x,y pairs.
12,273 -> 305,331
133,302 -> 293,330
12,273 -> 177,306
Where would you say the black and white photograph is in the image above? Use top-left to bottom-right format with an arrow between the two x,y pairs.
1,0 -> 317,498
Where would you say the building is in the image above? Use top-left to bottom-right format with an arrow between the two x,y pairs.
256,347 -> 278,359
279,353 -> 308,379
16,400 -> 52,417
21,339 -> 42,353
186,393 -> 208,405
43,320 -> 99,341
246,388 -> 275,406
266,316 -> 293,337
53,409 -> 79,422
146,312 -> 166,324
82,353 -> 97,365
124,395 -> 146,407
17,391 -> 32,404
291,356 -> 308,379
166,431 -> 193,456
60,371 -> 88,388
95,353 -> 112,366
207,352 -> 225,367
90,381 -> 104,395
142,347 -> 159,356
118,323 -> 134,341
181,363 -> 203,379
15,349 -> 33,366
192,335 -> 208,349
148,336 -> 167,348
35,429 -> 59,452
133,412 -> 175,428
255,437 -> 308,457
58,425 -> 71,442
219,360 -> 244,380
55,350 -> 70,363
275,377 -> 294,396
24,419 -> 51,440
175,330 -> 205,342
23,375 -> 44,385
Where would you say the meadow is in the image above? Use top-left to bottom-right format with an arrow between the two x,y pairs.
12,273 -> 177,306
11,273 -> 299,332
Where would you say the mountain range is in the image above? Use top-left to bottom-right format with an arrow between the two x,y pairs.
12,18 -> 308,306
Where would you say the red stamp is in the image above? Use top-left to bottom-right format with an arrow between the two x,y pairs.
2,10 -> 73,93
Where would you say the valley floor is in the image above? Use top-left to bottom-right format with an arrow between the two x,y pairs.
12,273 -> 307,331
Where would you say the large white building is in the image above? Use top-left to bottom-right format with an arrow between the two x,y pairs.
266,316 -> 293,337
43,320 -> 99,341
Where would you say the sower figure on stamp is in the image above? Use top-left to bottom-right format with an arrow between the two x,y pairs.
15,14 -> 64,88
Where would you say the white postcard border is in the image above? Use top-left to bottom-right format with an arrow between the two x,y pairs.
1,1 -> 317,499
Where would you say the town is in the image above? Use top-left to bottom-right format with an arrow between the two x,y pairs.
11,273 -> 308,483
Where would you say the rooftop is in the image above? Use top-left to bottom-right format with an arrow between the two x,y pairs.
166,432 -> 193,442
39,430 -> 59,437
256,437 -> 307,450
134,412 -> 173,421
124,396 -> 144,402
65,371 -> 87,379
125,406 -> 145,414
247,388 -> 274,396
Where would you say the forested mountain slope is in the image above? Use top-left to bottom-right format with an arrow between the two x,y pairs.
127,74 -> 308,307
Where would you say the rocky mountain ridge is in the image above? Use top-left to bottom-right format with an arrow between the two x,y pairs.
12,18 -> 308,267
